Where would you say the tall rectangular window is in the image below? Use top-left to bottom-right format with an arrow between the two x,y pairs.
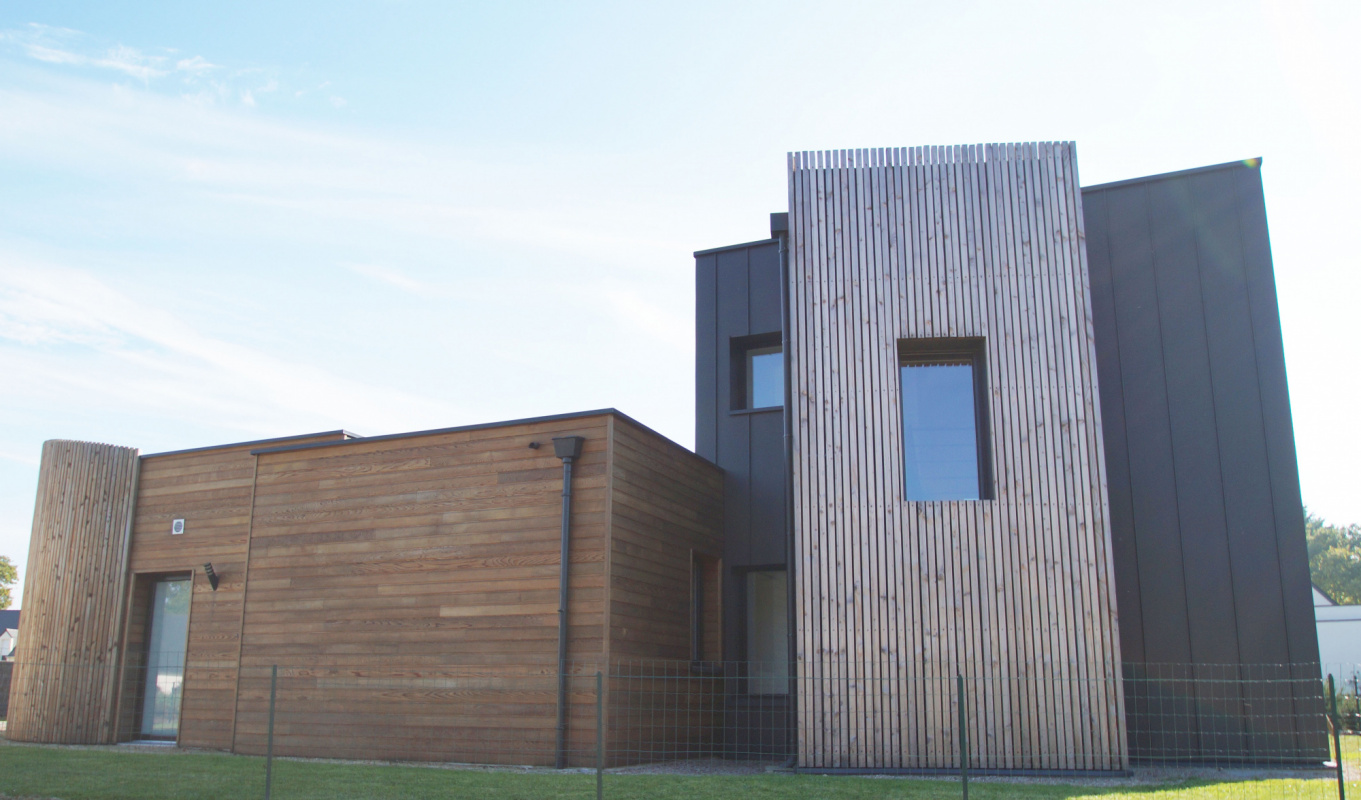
745,569 -> 788,694
731,333 -> 784,411
899,338 -> 991,501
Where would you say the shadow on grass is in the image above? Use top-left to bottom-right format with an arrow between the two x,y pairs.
0,742 -> 1352,800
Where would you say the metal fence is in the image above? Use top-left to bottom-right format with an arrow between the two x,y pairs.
5,658 -> 1361,799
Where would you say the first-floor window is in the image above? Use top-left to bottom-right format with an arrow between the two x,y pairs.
745,569 -> 788,695
900,337 -> 992,501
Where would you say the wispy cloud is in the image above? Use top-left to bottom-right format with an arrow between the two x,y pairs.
0,23 -> 303,109
346,263 -> 427,293
0,257 -> 465,436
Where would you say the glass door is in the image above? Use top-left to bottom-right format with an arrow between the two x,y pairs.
140,577 -> 190,738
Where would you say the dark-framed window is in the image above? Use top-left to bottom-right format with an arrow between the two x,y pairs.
898,337 -> 992,501
731,332 -> 783,411
741,567 -> 788,695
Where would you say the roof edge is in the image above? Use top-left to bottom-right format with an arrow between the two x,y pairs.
1082,158 -> 1262,193
693,238 -> 778,257
142,430 -> 359,459
248,409 -> 708,464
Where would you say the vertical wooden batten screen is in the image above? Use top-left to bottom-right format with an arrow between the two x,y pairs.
787,143 -> 1126,770
8,440 -> 140,743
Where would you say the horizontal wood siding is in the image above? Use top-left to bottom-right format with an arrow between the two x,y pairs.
788,144 -> 1126,770
232,417 -> 612,765
8,440 -> 139,744
607,416 -> 725,765
123,432 -> 347,749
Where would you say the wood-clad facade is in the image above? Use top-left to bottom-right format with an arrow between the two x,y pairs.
786,144 -> 1125,770
9,412 -> 722,766
8,440 -> 140,744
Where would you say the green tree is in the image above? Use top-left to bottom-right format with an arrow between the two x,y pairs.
0,555 -> 15,609
1307,509 -> 1361,605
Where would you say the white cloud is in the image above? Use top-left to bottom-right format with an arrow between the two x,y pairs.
345,263 -> 427,293
0,258 -> 465,436
175,55 -> 217,74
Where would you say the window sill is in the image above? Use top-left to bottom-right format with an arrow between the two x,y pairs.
729,406 -> 783,416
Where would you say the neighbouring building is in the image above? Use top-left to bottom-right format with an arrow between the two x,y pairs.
8,142 -> 1324,772
1314,585 -> 1361,670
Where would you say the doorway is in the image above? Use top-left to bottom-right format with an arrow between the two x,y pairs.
138,577 -> 190,739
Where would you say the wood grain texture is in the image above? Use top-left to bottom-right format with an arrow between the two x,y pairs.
787,144 -> 1126,770
232,415 -> 615,766
7,440 -> 140,744
119,432 -> 348,748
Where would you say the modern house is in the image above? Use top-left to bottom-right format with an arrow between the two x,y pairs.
8,141 -> 1323,772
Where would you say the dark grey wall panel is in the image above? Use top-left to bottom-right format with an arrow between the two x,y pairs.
1102,182 -> 1194,666
696,254 -> 719,461
694,238 -> 786,661
1084,160 -> 1323,762
1086,190 -> 1146,665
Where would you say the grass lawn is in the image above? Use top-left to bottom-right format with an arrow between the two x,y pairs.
0,742 -> 1353,800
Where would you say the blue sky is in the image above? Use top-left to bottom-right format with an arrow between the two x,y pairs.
1,0 -> 1357,606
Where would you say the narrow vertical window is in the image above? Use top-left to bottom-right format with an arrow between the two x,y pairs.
899,338 -> 991,501
745,569 -> 788,694
731,333 -> 783,411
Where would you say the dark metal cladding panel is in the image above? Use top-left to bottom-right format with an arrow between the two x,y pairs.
717,247 -> 753,568
1103,182 -> 1194,666
1083,189 -> 1146,665
696,254 -> 719,461
1146,176 -> 1241,667
695,238 -> 787,663
1085,160 -> 1322,763
1189,167 -> 1291,666
1146,175 -> 1248,754
749,243 -> 783,334
748,409 -> 787,565
1233,168 -> 1319,670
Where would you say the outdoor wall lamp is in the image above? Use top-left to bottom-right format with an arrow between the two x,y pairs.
203,562 -> 220,591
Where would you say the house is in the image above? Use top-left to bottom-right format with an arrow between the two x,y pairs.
1313,584 -> 1361,670
7,141 -> 1323,771
0,610 -> 18,661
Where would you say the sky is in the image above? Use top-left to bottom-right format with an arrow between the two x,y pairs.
0,0 -> 1357,608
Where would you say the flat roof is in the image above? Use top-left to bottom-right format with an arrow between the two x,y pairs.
142,430 -> 359,459
248,408 -> 713,466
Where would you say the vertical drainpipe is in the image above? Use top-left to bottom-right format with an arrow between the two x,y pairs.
775,211 -> 798,767
553,434 -> 586,769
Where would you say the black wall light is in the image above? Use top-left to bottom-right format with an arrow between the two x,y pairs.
203,562 -> 220,591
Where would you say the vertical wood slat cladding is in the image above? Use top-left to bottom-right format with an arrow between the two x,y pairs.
788,144 -> 1126,770
8,440 -> 139,744
121,432 -> 348,748
232,417 -> 613,765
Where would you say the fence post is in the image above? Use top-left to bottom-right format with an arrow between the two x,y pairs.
1331,675 -> 1346,800
957,674 -> 968,800
596,670 -> 604,800
265,665 -> 277,800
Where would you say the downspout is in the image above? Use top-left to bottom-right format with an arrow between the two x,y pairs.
775,212 -> 798,768
552,434 -> 585,770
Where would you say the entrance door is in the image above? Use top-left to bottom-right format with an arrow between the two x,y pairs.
140,577 -> 190,738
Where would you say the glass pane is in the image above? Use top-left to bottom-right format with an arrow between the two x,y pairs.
746,570 -> 788,694
901,362 -> 980,501
141,578 -> 190,738
747,347 -> 783,409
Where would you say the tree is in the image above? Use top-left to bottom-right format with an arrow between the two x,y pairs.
0,555 -> 15,610
1306,509 -> 1361,605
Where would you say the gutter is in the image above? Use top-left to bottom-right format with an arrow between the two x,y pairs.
552,435 -> 585,769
